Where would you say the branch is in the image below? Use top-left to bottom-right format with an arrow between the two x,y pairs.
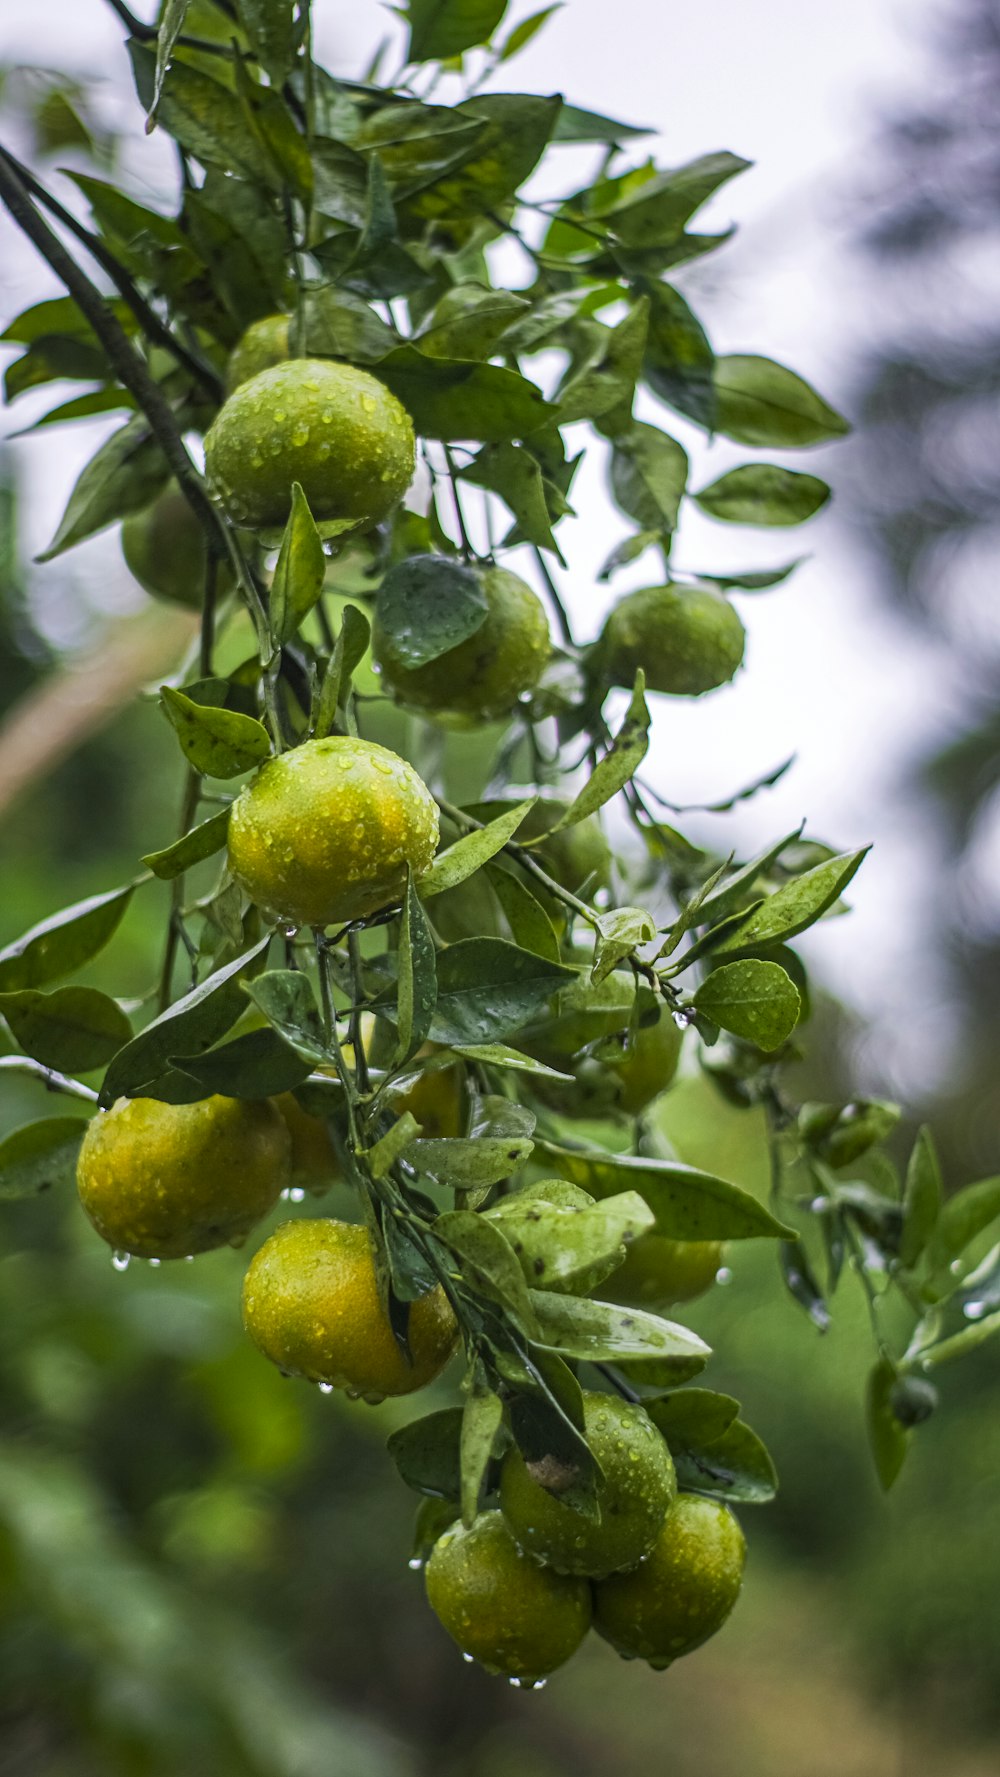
0,143 -> 222,403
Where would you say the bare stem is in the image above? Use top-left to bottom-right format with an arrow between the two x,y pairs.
532,547 -> 576,650
0,1055 -> 98,1104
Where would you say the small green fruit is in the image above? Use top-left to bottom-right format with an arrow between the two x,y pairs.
121,482 -> 234,608
226,313 -> 291,394
594,1493 -> 746,1668
425,1510 -> 591,1681
373,564 -> 550,725
600,582 -> 745,696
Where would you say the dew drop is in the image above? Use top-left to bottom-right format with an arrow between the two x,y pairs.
462,1652 -> 474,1665
716,1266 -> 733,1285
289,1186 -> 306,1204
112,1251 -> 131,1273
964,1300 -> 988,1321
408,1556 -> 424,1571
148,1257 -> 161,1268
318,1381 -> 334,1395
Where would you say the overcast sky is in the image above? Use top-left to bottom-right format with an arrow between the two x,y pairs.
0,0 -> 954,1090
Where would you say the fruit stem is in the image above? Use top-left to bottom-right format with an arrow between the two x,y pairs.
531,548 -> 576,650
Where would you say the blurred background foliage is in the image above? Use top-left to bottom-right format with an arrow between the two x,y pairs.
2,2 -> 1000,1773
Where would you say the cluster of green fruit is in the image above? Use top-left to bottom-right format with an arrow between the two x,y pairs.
123,318 -> 747,712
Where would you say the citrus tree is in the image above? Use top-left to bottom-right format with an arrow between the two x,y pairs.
1,0 -> 996,1691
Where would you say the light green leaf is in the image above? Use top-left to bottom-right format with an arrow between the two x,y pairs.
591,906 -> 656,984
692,959 -> 801,1052
364,1112 -> 421,1181
486,1188 -> 654,1291
313,603 -> 371,739
609,421 -> 688,532
434,1208 -> 539,1334
448,1042 -> 572,1082
460,1379 -> 503,1526
149,0 -> 191,129
548,674 -> 649,829
485,864 -> 561,964
866,1356 -> 910,1492
528,1289 -> 710,1370
498,5 -> 561,60
900,1126 -> 942,1270
707,847 -> 870,958
0,885 -> 134,993
928,1175 -> 1000,1273
714,355 -> 850,449
395,870 -> 438,1067
419,800 -> 535,899
142,810 -> 231,881
37,418 -> 170,562
695,463 -> 831,527
537,1140 -> 796,1240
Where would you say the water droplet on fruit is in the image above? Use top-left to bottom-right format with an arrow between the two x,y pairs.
112,1251 -> 131,1272
716,1266 -> 732,1285
407,1556 -> 424,1571
289,1187 -> 306,1203
318,1381 -> 334,1395
148,1257 -> 161,1268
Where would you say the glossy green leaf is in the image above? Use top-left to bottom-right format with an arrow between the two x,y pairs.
237,0 -> 298,86
486,1188 -> 654,1290
461,443 -> 566,558
171,1026 -> 311,1098
387,1408 -> 462,1498
406,0 -> 508,60
364,1113 -> 421,1180
448,1041 -> 571,1081
485,864 -> 561,964
419,801 -> 535,899
591,906 -> 656,984
377,347 -> 555,442
900,1126 -> 942,1270
375,555 -> 487,670
160,687 -> 271,779
528,1289 -> 710,1369
866,1356 -> 910,1492
243,969 -> 328,1064
460,1380 -> 503,1526
99,937 -> 270,1107
374,939 -> 574,1046
0,885 -> 134,993
610,421 -> 688,532
395,870 -> 437,1066
0,987 -> 132,1074
692,959 -> 801,1052
37,419 -> 170,562
928,1175 -> 1000,1272
411,1098 -> 534,1189
549,674 -> 649,829
0,1117 -> 88,1201
434,1208 -> 538,1333
142,810 -> 231,881
537,1141 -> 796,1240
643,280 -> 716,430
695,464 -> 831,527
269,484 -> 326,645
408,94 -> 561,221
694,826 -> 804,925
714,355 -> 850,449
129,43 -> 278,188
415,286 -> 529,360
149,0 -> 191,127
645,1388 -> 740,1446
708,847 -> 870,958
650,1407 -> 778,1504
299,286 -> 398,363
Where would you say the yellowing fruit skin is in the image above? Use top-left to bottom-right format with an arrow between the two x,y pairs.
121,483 -> 235,608
242,1218 -> 458,1399
273,1092 -> 339,1192
603,1236 -> 724,1311
226,313 -> 291,394
601,583 -> 745,696
204,358 -> 415,530
227,737 -> 439,928
425,1510 -> 591,1681
594,1493 -> 746,1669
373,566 -> 550,724
500,1391 -> 676,1579
76,1095 -> 290,1260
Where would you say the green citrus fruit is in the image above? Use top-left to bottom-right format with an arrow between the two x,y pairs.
273,1092 -> 339,1193
373,564 -> 550,724
204,358 -> 415,531
226,313 -> 291,394
602,1235 -> 724,1311
600,583 -> 746,696
121,482 -> 235,608
499,1390 -> 676,1579
594,1493 -> 746,1668
76,1094 -> 290,1260
227,736 -> 439,928
425,1510 -> 591,1682
242,1217 -> 458,1400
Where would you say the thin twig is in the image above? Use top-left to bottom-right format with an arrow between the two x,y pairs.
532,546 -> 576,649
0,1055 -> 98,1103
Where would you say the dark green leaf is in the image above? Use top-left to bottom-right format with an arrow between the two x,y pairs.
374,939 -> 574,1046
537,1140 -> 797,1240
599,152 -> 751,248
0,987 -> 132,1074
419,801 -> 535,898
37,419 -> 169,562
549,674 -> 649,828
597,531 -> 660,581
692,959 -> 801,1052
644,1388 -> 739,1446
643,280 -> 716,430
149,0 -> 191,127
780,1239 -> 831,1331
866,1356 -> 910,1492
714,355 -> 850,449
99,936 -> 270,1106
900,1126 -> 942,1270
694,464 -> 831,527
387,1408 -> 462,1498
406,0 -> 508,60
610,421 -> 688,532
129,42 -> 278,188
498,4 -> 561,59
142,810 -> 231,881
698,559 -> 806,593
485,864 -> 561,963
928,1175 -> 1000,1272
270,483 -> 326,645
378,347 -> 555,442
160,686 -> 271,778
374,555 -> 487,670
0,885 -> 134,993
171,1025 -> 311,1098
237,0 -> 298,86
461,443 -> 566,558
183,173 -> 288,322
0,1117 -> 88,1201
460,1379 -> 503,1526
708,847 -> 870,958
557,300 -> 649,429
243,969 -> 328,1064
434,1208 -> 539,1332
407,94 -> 561,221
552,104 -> 651,144
396,869 -> 438,1065
299,285 -> 398,363
650,1408 -> 778,1504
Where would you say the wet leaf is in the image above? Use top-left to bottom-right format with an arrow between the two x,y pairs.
99,937 -> 270,1106
171,1025 -> 311,1098
708,847 -> 870,958
395,870 -> 437,1066
537,1141 -> 796,1240
160,687 -> 271,779
0,1117 -> 88,1200
420,800 -> 535,898
37,418 -> 169,561
142,810 -> 231,881
374,554 -> 487,670
387,1408 -> 462,1498
269,483 -> 326,645
460,1379 -> 504,1526
692,959 -> 801,1052
0,987 -> 132,1074
548,674 -> 649,828
0,885 -> 134,993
